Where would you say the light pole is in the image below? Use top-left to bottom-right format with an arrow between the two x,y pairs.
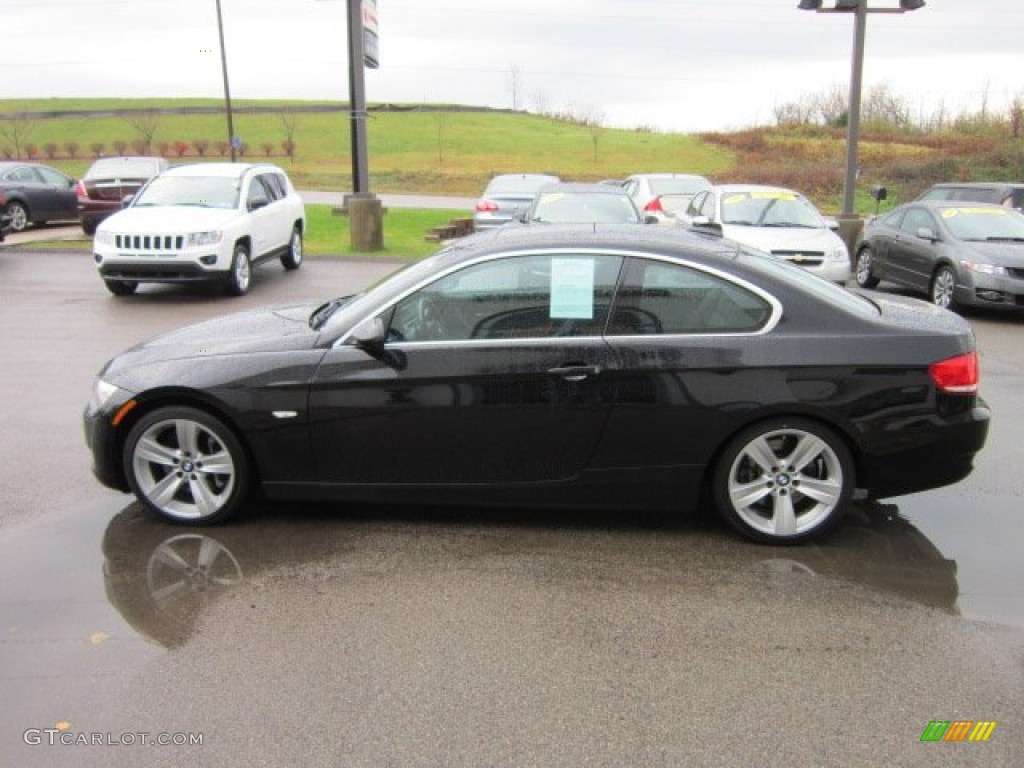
215,0 -> 237,162
798,1 -> 925,217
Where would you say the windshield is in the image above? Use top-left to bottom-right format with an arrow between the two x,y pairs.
939,206 -> 1024,241
486,175 -> 558,197
134,176 -> 240,209
531,192 -> 640,224
722,191 -> 824,228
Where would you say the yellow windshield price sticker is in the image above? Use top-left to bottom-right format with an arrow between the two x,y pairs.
751,192 -> 796,200
941,207 -> 1006,218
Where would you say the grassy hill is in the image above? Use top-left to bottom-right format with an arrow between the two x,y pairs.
0,98 -> 733,197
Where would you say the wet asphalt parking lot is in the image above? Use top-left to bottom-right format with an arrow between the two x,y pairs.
1,241 -> 1022,766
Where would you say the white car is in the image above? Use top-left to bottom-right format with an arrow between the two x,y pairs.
621,172 -> 711,222
680,184 -> 851,283
93,163 -> 305,296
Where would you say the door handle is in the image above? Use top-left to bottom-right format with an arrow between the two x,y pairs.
548,365 -> 601,382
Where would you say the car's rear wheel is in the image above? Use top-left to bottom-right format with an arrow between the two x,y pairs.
712,418 -> 854,544
124,406 -> 249,525
854,246 -> 880,288
4,201 -> 28,232
104,279 -> 138,296
225,243 -> 251,296
931,265 -> 957,310
82,218 -> 98,236
281,226 -> 303,270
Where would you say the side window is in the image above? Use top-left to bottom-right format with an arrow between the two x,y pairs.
388,254 -> 623,342
37,167 -> 68,186
900,208 -> 935,235
608,259 -> 772,335
699,191 -> 716,219
686,191 -> 707,218
261,173 -> 286,200
247,177 -> 274,207
7,166 -> 39,183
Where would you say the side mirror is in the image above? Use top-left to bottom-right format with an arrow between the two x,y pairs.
916,227 -> 938,242
248,195 -> 269,212
691,215 -> 720,231
644,215 -> 659,225
824,217 -> 840,231
350,316 -> 386,349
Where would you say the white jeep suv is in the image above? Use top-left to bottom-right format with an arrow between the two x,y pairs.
93,163 -> 306,296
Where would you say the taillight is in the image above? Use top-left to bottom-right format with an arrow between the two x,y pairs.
476,199 -> 499,213
929,351 -> 979,394
643,197 -> 664,213
75,180 -> 88,201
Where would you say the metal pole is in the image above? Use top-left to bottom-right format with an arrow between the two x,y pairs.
215,0 -> 237,163
842,2 -> 868,216
347,0 -> 370,193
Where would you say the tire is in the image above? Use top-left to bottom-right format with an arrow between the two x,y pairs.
4,201 -> 28,232
854,246 -> 880,289
104,279 -> 138,296
124,406 -> 250,525
225,243 -> 251,296
280,226 -> 303,270
82,218 -> 98,236
930,265 -> 957,310
712,418 -> 854,544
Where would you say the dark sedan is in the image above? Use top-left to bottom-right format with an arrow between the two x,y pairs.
0,161 -> 78,231
84,226 -> 989,544
77,155 -> 168,235
856,200 -> 1024,310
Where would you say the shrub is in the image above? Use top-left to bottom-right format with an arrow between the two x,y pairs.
192,139 -> 210,157
43,142 -> 59,159
25,143 -> 39,159
113,140 -> 128,155
90,142 -> 105,158
261,142 -> 274,157
174,141 -> 189,158
64,141 -> 80,158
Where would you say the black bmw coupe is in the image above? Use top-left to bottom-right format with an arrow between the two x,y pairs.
85,225 -> 990,543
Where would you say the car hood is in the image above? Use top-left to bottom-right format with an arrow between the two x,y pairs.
99,205 -> 242,233
102,303 -> 322,378
721,225 -> 845,253
956,240 -> 1024,266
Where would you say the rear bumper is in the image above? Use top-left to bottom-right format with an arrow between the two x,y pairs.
861,399 -> 991,499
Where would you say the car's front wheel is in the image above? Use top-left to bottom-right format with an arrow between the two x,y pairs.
854,246 -> 880,289
104,279 -> 138,296
712,418 -> 854,544
281,226 -> 303,270
931,265 -> 957,310
225,243 -> 251,296
4,201 -> 28,232
124,406 -> 250,525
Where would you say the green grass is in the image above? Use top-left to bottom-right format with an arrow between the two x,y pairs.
12,205 -> 463,259
0,98 -> 733,195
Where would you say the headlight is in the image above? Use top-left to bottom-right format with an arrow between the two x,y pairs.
962,261 -> 1007,276
88,378 -> 124,413
187,231 -> 223,247
95,231 -> 114,246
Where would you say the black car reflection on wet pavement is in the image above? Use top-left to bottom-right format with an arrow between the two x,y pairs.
101,501 -> 958,649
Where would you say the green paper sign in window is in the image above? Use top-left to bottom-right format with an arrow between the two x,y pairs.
550,258 -> 595,319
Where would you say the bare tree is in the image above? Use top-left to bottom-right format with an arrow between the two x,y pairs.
279,111 -> 298,163
0,115 -> 37,159
123,111 -> 162,154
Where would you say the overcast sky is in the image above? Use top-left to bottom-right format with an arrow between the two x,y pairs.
4,0 -> 1022,131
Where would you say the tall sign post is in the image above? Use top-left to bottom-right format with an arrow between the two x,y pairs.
344,0 -> 383,250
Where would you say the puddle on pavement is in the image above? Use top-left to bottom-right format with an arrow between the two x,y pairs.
2,494 -> 1020,664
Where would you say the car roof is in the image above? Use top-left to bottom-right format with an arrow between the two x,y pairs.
713,183 -> 801,196
925,181 -> 1024,190
536,182 -> 631,195
628,173 -> 708,181
899,199 -> 1009,212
